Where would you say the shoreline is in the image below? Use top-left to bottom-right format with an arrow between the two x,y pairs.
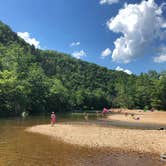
26,123 -> 166,155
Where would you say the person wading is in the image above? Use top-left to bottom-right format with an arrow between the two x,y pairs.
51,112 -> 56,127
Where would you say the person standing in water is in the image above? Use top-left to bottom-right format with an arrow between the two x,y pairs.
51,112 -> 56,126
84,112 -> 89,121
102,108 -> 108,117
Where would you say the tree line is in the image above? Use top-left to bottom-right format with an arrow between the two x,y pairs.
0,21 -> 166,117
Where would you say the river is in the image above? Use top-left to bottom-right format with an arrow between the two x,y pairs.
0,113 -> 164,166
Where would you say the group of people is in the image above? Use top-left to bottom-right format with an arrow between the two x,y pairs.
125,112 -> 140,120
84,108 -> 109,120
50,107 -> 110,126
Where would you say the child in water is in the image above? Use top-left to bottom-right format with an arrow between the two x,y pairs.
51,112 -> 56,126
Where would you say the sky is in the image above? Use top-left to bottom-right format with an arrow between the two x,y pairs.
0,0 -> 166,75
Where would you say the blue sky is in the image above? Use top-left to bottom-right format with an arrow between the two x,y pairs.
0,0 -> 166,75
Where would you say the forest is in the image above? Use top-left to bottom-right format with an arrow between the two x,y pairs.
0,21 -> 166,117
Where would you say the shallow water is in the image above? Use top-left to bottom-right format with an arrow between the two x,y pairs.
0,114 -> 101,166
0,115 -> 86,165
0,113 -> 164,166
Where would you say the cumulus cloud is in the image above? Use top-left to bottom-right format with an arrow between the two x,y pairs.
17,32 -> 40,48
70,42 -> 80,47
72,50 -> 86,59
101,48 -> 112,58
115,66 -> 132,75
154,46 -> 166,63
107,0 -> 166,63
100,0 -> 119,5
154,54 -> 166,63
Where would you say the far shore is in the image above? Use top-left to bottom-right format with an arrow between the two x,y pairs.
26,122 -> 166,155
107,109 -> 166,125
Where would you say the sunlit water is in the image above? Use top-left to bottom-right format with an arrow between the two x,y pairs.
0,113 -> 104,166
0,113 -> 164,166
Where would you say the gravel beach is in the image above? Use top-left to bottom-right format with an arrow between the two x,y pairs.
26,123 -> 166,154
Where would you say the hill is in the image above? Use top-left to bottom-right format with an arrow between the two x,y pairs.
0,21 -> 165,116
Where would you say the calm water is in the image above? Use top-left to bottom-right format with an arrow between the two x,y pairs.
0,113 -> 106,166
0,113 -> 164,166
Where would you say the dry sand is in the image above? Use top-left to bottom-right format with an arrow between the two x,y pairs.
26,123 -> 166,155
108,109 -> 166,125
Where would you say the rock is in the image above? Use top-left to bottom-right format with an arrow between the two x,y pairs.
160,153 -> 166,161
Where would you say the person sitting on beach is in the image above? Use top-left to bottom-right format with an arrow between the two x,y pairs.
51,112 -> 56,126
131,113 -> 135,119
125,112 -> 128,116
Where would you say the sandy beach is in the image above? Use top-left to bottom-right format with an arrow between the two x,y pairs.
26,110 -> 166,165
107,109 -> 166,125
26,123 -> 166,155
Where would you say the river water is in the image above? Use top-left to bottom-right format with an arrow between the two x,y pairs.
0,113 -> 164,166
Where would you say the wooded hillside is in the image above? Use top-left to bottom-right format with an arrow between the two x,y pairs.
0,21 -> 165,116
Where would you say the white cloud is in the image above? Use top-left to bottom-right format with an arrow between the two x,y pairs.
101,48 -> 112,58
154,46 -> 166,63
70,42 -> 80,47
17,32 -> 40,48
162,23 -> 166,28
72,50 -> 86,59
107,0 -> 166,63
154,54 -> 166,63
100,0 -> 119,5
115,66 -> 132,75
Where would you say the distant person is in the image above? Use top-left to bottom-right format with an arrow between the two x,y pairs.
51,112 -> 56,126
84,112 -> 89,121
136,117 -> 140,120
118,109 -> 122,113
150,108 -> 154,112
96,111 -> 99,117
131,113 -> 135,119
125,112 -> 128,117
102,108 -> 108,116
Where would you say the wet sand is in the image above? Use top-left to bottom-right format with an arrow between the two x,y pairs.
76,148 -> 164,166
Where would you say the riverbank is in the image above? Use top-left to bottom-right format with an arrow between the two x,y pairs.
26,123 -> 166,155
